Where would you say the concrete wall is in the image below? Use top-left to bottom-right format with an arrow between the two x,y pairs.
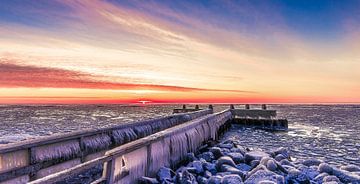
103,110 -> 232,184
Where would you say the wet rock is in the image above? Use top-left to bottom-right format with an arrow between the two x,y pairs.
157,167 -> 175,182
314,173 -> 329,183
177,170 -> 197,184
272,147 -> 290,158
245,170 -> 284,184
280,159 -> 295,167
266,160 -> 277,171
332,167 -> 360,183
186,153 -> 197,163
191,161 -> 204,174
302,158 -> 322,166
215,156 -> 236,170
298,165 -> 319,180
221,174 -> 243,184
219,143 -> 233,149
198,152 -> 214,162
323,175 -> 340,183
286,168 -> 310,184
203,162 -> 217,174
275,154 -> 286,162
204,170 -> 212,178
196,176 -> 207,184
244,151 -> 269,164
250,160 -> 260,168
209,147 -> 223,159
220,164 -> 246,178
236,163 -> 252,172
258,180 -> 277,184
207,175 -> 222,184
340,164 -> 360,172
318,163 -> 333,174
139,177 -> 160,184
226,152 -> 244,164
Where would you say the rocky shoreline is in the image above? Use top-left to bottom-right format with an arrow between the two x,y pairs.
141,139 -> 360,184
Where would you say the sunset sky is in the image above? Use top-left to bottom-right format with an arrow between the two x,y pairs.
0,0 -> 360,104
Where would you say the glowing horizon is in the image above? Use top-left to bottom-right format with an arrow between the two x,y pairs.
1,0 -> 360,104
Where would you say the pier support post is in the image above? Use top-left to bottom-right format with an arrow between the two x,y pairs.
182,105 -> 186,109
262,104 -> 267,110
245,104 -> 250,109
230,104 -> 235,109
195,105 -> 199,110
208,105 -> 213,110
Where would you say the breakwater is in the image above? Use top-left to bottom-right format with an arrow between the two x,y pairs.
0,108 -> 213,183
0,104 -> 287,183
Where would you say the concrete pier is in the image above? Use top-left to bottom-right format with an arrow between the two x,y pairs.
0,104 -> 287,184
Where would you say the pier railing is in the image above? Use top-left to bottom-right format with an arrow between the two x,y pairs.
0,108 -> 213,183
29,109 -> 233,184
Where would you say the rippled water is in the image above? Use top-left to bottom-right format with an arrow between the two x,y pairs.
0,104 -> 359,167
223,104 -> 360,167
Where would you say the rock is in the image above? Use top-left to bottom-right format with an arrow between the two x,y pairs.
196,176 -> 207,184
157,167 -> 175,182
221,174 -> 243,184
302,158 -> 322,166
332,167 -> 360,183
203,162 -> 217,174
314,173 -> 329,183
204,170 -> 212,178
280,159 -> 294,167
186,153 -> 197,163
285,168 -> 310,184
139,177 -> 160,184
209,147 -> 223,159
198,152 -> 215,162
323,175 -> 340,183
207,175 -> 222,184
266,160 -> 277,171
298,165 -> 319,180
220,164 -> 246,178
250,160 -> 260,168
244,151 -> 269,164
218,143 -> 233,149
340,164 -> 360,172
226,152 -> 244,164
244,170 -> 284,184
272,147 -> 289,158
215,156 -> 236,170
192,161 -> 204,174
177,169 -> 197,184
274,154 -> 286,162
318,163 -> 333,174
236,163 -> 252,172
258,180 -> 277,184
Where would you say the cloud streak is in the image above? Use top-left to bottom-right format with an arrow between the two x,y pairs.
0,60 -> 253,94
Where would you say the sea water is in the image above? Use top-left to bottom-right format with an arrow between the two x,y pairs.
0,104 -> 359,167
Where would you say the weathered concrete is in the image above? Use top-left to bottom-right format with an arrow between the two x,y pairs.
0,109 -> 213,183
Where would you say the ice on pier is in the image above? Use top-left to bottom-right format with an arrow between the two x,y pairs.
83,134 -> 112,152
0,149 -> 29,173
170,133 -> 189,167
134,124 -> 153,138
185,128 -> 202,153
112,128 -> 138,145
148,138 -> 171,175
32,140 -> 81,163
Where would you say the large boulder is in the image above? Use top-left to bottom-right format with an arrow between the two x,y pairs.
220,164 -> 246,178
221,174 -> 244,184
244,170 -> 284,184
318,163 -> 333,174
209,147 -> 224,159
244,151 -> 269,164
332,167 -> 360,183
340,164 -> 360,172
302,158 -> 322,167
226,152 -> 244,164
207,175 -> 222,184
157,167 -> 175,182
139,176 -> 160,184
215,156 -> 236,170
285,168 -> 310,184
198,152 -> 215,162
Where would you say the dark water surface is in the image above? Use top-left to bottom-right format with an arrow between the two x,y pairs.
0,104 -> 359,167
